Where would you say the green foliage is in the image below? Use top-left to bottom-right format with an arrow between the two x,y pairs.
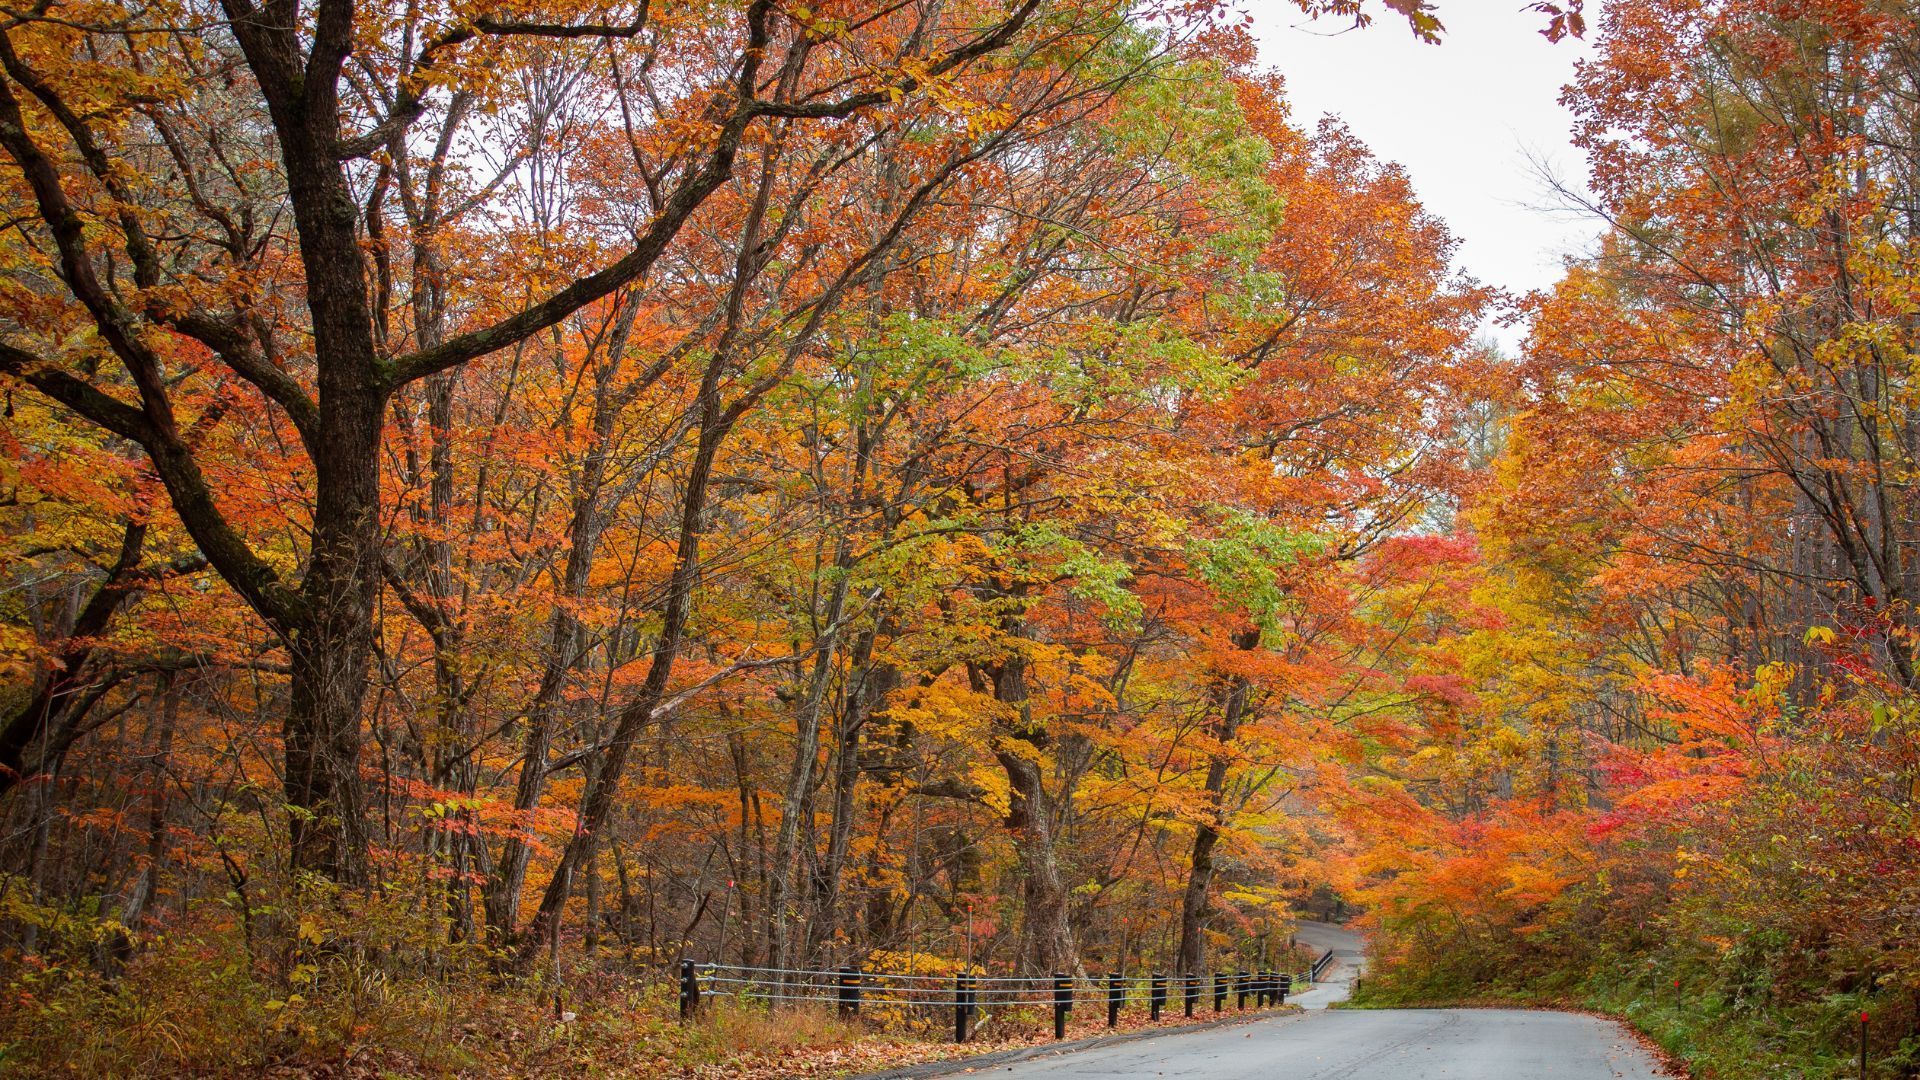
1009,521 -> 1144,631
1187,508 -> 1324,639
1105,57 -> 1285,266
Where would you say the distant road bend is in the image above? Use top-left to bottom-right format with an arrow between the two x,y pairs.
984,922 -> 1669,1079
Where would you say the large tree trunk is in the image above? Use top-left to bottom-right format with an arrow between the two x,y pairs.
1000,749 -> 1076,974
259,10 -> 391,886
1177,629 -> 1260,977
982,654 -> 1077,975
285,407 -> 381,887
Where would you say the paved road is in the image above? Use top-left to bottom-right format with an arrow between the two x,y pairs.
968,924 -> 1666,1078
985,1008 -> 1669,1078
1288,920 -> 1366,1010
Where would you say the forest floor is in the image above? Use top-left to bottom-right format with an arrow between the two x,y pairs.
247,982 -> 1304,1079
753,1006 -> 1299,1080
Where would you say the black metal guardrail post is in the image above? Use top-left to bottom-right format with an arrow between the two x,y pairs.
954,972 -> 972,1043
837,967 -> 861,1018
1107,971 -> 1122,1028
1053,972 -> 1072,1039
1278,971 -> 1290,1003
678,958 -> 699,1021
1263,969 -> 1276,1006
1183,973 -> 1197,1018
1311,949 -> 1335,981
1213,971 -> 1226,1012
1236,969 -> 1249,1010
1150,972 -> 1165,1021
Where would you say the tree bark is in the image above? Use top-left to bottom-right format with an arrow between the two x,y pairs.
806,627 -> 896,962
1177,629 -> 1260,978
767,542 -> 854,975
981,654 -> 1077,975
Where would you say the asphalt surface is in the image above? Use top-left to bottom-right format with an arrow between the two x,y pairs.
1288,920 -> 1367,1010
973,923 -> 1667,1078
979,1007 -> 1669,1078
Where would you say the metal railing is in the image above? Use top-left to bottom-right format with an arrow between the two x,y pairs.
677,959 -> 1297,1042
1310,948 -> 1337,981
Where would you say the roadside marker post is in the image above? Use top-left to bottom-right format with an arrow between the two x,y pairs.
1052,971 -> 1071,1040
836,967 -> 861,1018
678,958 -> 699,1022
953,972 -> 973,1043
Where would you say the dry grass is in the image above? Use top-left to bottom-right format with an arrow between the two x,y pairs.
0,917 -> 1297,1080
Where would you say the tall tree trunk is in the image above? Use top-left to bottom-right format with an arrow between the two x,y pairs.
515,356 -> 733,968
1176,629 -> 1259,978
483,324 -> 646,944
982,653 -> 1077,975
806,628 -> 895,962
767,545 -> 853,976
119,674 -> 178,932
285,391 -> 382,887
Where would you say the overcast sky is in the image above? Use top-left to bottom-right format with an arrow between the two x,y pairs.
1248,2 -> 1606,350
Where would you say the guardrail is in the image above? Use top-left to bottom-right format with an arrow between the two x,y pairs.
1310,948 -> 1336,981
678,959 -> 1298,1042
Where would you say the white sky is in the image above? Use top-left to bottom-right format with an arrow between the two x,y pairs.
1248,1 -> 1606,350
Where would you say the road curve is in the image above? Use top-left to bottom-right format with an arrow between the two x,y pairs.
975,923 -> 1666,1078
1288,920 -> 1367,1009
982,1008 -> 1669,1078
